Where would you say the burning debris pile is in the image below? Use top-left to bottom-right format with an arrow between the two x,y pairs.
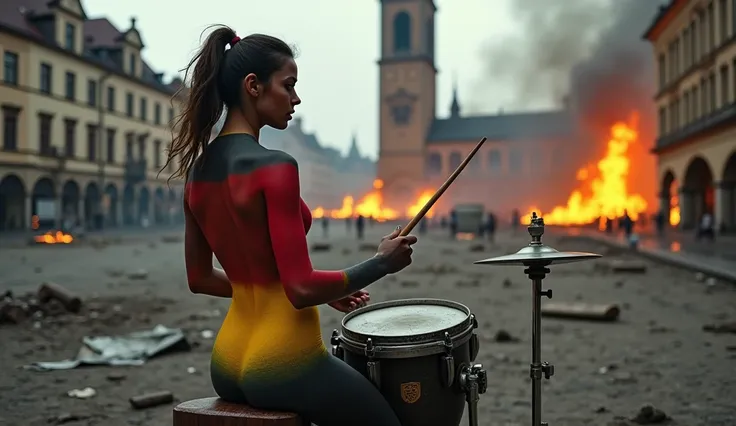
0,282 -> 82,325
312,179 -> 437,221
32,230 -> 74,245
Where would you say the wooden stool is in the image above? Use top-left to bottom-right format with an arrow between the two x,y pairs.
173,397 -> 307,426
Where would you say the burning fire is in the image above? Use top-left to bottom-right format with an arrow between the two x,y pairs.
312,179 -> 436,221
669,180 -> 680,226
34,230 -> 74,244
522,116 -> 648,228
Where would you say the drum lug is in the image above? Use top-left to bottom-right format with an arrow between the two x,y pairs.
469,314 -> 480,362
440,332 -> 455,387
330,329 -> 343,360
365,338 -> 381,388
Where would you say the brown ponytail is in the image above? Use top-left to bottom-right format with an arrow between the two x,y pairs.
163,25 -> 236,183
162,26 -> 295,183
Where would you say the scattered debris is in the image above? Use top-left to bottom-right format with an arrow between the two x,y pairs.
187,366 -> 197,374
702,322 -> 736,335
25,324 -> 191,370
469,244 -> 485,252
52,413 -> 89,424
502,278 -> 512,288
106,372 -> 126,382
541,302 -> 620,322
494,330 -> 519,343
310,243 -> 331,252
67,387 -> 96,399
455,279 -> 480,288
127,269 -> 149,280
161,235 -> 183,243
0,283 -> 82,325
400,281 -> 420,288
610,260 -> 647,274
631,404 -> 670,424
200,329 -> 214,339
38,282 -> 82,313
129,390 -> 174,410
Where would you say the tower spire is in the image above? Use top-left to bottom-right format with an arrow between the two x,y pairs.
450,72 -> 461,118
348,131 -> 361,158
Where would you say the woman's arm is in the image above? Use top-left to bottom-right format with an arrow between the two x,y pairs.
183,191 -> 232,298
228,157 -> 390,309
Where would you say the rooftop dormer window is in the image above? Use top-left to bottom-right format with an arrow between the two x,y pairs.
65,23 -> 75,51
129,53 -> 136,75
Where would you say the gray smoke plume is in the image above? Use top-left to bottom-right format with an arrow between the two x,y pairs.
469,0 -> 666,208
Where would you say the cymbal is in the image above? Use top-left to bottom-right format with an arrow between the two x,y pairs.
474,244 -> 601,266
474,211 -> 601,266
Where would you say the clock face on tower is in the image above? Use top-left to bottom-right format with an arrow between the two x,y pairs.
386,88 -> 418,126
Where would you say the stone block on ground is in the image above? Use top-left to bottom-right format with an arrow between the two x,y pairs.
541,302 -> 621,322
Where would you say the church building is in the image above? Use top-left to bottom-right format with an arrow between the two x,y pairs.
376,0 -> 579,215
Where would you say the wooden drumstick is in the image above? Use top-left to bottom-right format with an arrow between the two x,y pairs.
399,137 -> 487,236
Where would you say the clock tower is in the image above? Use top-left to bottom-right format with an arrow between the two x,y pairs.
377,0 -> 437,207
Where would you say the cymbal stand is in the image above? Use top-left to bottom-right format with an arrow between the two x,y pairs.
524,215 -> 554,426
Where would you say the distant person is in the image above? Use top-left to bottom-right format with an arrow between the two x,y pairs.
511,209 -> 520,234
322,216 -> 329,238
621,210 -> 633,239
167,28 -> 414,426
486,212 -> 497,243
449,210 -> 458,239
696,212 -> 715,241
654,210 -> 665,236
356,214 -> 365,240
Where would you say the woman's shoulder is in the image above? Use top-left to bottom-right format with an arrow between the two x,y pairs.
228,145 -> 298,172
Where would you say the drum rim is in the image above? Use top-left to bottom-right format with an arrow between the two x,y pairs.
340,298 -> 472,348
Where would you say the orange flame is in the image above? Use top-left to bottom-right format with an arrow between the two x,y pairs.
522,115 -> 648,227
669,180 -> 680,226
34,230 -> 74,244
312,179 -> 436,221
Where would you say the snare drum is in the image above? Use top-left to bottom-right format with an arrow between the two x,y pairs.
331,298 -> 485,426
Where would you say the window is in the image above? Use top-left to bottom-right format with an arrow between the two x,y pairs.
125,132 -> 135,160
720,0 -> 728,43
154,103 -> 161,125
509,149 -> 523,172
448,151 -> 461,170
38,113 -> 53,155
129,53 -> 136,75
65,23 -> 75,50
139,97 -> 147,121
700,11 -> 706,57
684,91 -> 690,124
3,52 -> 18,85
107,86 -> 115,111
488,150 -> 501,172
393,11 -> 412,53
2,107 -> 20,151
126,92 -> 134,117
700,77 -> 707,114
708,2 -> 715,50
683,29 -> 690,69
64,72 -> 75,100
425,153 -> 441,176
64,119 -> 76,157
690,21 -> 698,63
40,63 -> 52,94
137,135 -> 146,159
106,128 -> 116,163
720,65 -> 730,106
87,124 -> 97,161
154,139 -> 162,168
658,54 -> 666,89
733,0 -> 736,38
693,86 -> 699,118
710,72 -> 717,111
87,79 -> 97,107
658,106 -> 667,135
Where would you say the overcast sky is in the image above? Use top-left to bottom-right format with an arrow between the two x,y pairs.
81,0 -> 532,160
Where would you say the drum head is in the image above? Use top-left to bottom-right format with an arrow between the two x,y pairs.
341,298 -> 472,350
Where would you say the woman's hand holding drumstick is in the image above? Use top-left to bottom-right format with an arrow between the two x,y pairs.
370,136 -> 486,277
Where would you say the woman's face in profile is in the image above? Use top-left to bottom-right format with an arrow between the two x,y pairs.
256,58 -> 301,130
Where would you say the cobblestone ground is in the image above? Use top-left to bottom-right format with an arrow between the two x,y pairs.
0,224 -> 734,426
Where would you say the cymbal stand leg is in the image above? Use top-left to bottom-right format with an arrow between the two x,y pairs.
525,265 -> 553,426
